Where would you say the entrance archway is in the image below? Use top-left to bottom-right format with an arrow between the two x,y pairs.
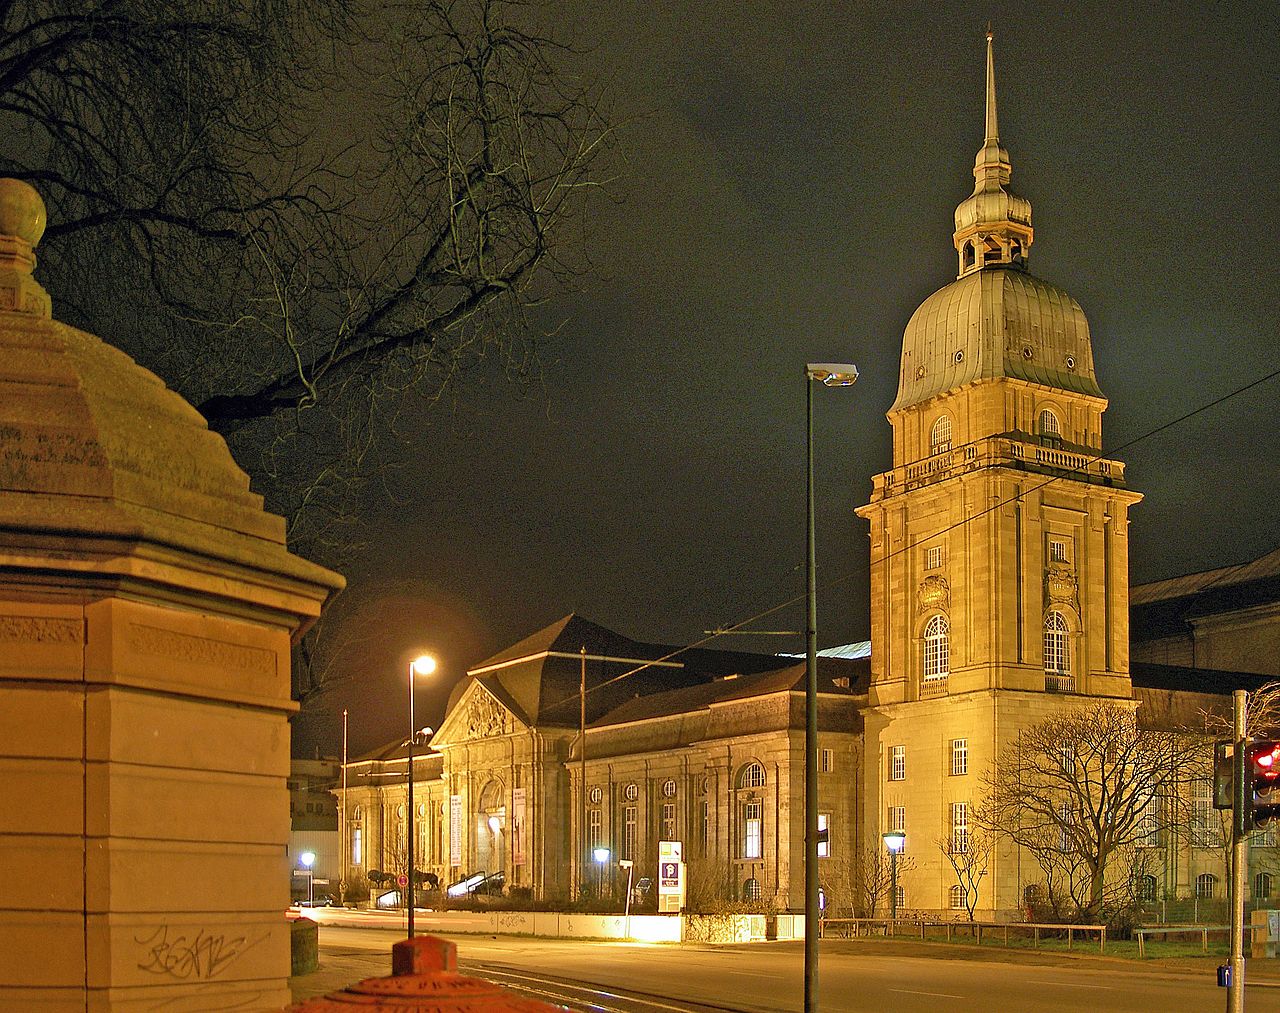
474,780 -> 506,876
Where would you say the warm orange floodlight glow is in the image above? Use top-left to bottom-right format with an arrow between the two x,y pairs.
410,654 -> 437,677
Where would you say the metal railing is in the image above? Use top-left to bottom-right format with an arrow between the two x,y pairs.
821,917 -> 1107,953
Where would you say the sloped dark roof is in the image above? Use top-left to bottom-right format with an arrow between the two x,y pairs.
1131,547 -> 1280,607
1131,547 -> 1280,645
451,613 -> 792,728
591,656 -> 867,727
345,737 -> 444,787
1130,661 -> 1273,695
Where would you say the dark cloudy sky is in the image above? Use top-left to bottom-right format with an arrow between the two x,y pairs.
299,2 -> 1280,757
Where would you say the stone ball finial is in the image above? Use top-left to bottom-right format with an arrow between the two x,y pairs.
0,177 -> 52,317
0,178 -> 47,248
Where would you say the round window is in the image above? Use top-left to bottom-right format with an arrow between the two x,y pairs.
588,786 -> 602,805
623,782 -> 639,802
953,349 -> 964,364
1065,355 -> 1076,370
662,778 -> 677,798
700,775 -> 710,795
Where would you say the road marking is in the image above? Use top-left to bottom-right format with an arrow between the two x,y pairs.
471,966 -> 706,1012
888,988 -> 964,998
1028,980 -> 1116,990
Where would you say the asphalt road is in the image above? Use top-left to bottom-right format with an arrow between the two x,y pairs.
312,923 -> 1233,1013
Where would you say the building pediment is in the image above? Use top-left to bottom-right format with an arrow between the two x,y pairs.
433,678 -> 526,747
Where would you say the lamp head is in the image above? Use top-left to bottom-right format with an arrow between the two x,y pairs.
299,851 -> 316,868
882,831 -> 906,854
410,654 -> 437,677
806,362 -> 860,387
593,847 -> 611,864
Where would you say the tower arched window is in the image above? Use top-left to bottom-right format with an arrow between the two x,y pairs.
1044,611 -> 1073,691
930,416 -> 952,455
737,761 -> 766,790
1038,409 -> 1061,439
923,614 -> 949,683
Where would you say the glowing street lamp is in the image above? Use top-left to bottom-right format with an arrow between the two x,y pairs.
299,851 -> 316,907
883,831 -> 906,921
593,847 -> 610,900
407,653 -> 436,938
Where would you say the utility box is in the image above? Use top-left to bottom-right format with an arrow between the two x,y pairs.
1250,909 -> 1280,958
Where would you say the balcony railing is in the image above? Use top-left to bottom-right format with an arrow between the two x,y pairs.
875,437 -> 1126,497
920,676 -> 949,699
1045,673 -> 1076,693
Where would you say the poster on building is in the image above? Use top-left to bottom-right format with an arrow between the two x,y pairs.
449,794 -> 462,867
657,840 -> 685,913
512,787 -> 526,866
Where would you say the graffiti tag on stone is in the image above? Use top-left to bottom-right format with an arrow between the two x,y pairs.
134,926 -> 257,981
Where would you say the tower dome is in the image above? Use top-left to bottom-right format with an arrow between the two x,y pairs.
891,31 -> 1101,414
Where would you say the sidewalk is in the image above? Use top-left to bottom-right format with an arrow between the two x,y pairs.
815,934 -> 1280,983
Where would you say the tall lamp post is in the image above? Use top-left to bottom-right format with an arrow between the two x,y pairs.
883,831 -> 906,920
803,363 -> 859,1013
407,653 -> 437,938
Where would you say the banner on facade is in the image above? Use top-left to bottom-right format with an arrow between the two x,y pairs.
512,787 -> 527,866
449,794 -> 463,867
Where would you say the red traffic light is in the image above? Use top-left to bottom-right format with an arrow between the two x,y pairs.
1252,742 -> 1280,780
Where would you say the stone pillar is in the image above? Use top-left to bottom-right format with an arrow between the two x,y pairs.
0,180 -> 343,1011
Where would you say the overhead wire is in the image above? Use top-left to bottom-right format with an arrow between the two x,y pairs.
541,364 -> 1280,715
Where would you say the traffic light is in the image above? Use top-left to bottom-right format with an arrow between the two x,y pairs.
1247,740 -> 1280,827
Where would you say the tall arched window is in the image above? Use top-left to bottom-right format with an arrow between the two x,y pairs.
1255,872 -> 1274,900
923,614 -> 949,683
1044,612 -> 1071,690
736,761 -> 766,861
1136,874 -> 1158,903
1196,873 -> 1217,899
930,416 -> 952,454
949,884 -> 965,910
1038,409 -> 1061,439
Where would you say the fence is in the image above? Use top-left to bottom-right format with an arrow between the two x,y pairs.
821,917 -> 1107,953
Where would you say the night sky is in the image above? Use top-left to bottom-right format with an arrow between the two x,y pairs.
296,3 -> 1280,758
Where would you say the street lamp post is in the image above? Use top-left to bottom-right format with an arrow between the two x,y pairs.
407,653 -> 437,938
883,831 -> 906,921
619,859 -> 634,939
803,362 -> 859,1013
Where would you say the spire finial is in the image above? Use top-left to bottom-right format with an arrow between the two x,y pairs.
984,24 -> 998,143
951,31 -> 1033,278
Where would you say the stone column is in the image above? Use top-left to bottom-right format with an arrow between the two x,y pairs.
0,180 -> 343,1011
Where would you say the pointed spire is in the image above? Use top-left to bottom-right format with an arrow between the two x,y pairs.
984,24 -> 998,144
951,28 -> 1034,278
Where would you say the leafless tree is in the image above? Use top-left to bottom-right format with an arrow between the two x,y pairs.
936,824 -> 992,921
1,0 -> 615,698
979,701 -> 1204,922
850,844 -> 916,917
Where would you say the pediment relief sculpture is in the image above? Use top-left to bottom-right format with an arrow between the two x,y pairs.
465,690 -> 511,740
917,574 -> 950,614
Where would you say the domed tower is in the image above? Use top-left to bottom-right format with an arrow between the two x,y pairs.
855,33 -> 1142,916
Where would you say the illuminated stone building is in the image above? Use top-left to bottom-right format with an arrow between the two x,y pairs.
853,31 -> 1145,915
337,616 -> 864,908
334,38 -> 1280,919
